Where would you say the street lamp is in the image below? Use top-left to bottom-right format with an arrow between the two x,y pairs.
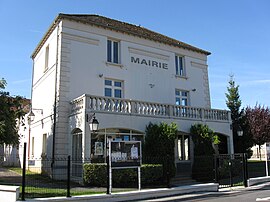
237,125 -> 244,153
237,126 -> 243,137
87,113 -> 99,132
27,108 -> 43,122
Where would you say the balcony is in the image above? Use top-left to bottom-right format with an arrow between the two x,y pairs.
71,94 -> 231,123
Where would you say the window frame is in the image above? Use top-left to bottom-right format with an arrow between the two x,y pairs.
42,133 -> 47,155
175,55 -> 186,77
44,45 -> 49,72
107,39 -> 120,64
104,78 -> 124,98
175,89 -> 189,106
31,137 -> 35,157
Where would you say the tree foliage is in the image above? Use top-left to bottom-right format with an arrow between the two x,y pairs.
245,105 -> 270,148
143,122 -> 178,178
0,78 -> 26,145
225,75 -> 243,153
225,75 -> 253,155
225,75 -> 242,122
190,123 -> 219,156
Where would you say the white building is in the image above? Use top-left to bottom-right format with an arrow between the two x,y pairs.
20,14 -> 233,177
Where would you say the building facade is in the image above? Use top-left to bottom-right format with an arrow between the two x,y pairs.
20,14 -> 233,177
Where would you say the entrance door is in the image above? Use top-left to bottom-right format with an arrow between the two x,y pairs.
72,129 -> 82,177
176,134 -> 191,174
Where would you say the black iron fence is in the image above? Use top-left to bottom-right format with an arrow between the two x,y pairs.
192,154 -> 250,188
1,145 -> 270,200
0,144 -> 169,200
214,153 -> 248,188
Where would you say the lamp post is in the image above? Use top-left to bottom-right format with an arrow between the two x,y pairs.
237,126 -> 243,153
237,125 -> 248,187
265,143 -> 269,176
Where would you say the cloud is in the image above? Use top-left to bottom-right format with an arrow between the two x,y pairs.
12,79 -> 30,84
240,79 -> 270,87
28,29 -> 43,34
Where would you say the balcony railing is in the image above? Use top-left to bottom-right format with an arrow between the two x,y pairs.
71,94 -> 230,122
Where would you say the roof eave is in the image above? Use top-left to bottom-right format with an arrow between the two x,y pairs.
31,15 -> 63,59
31,14 -> 211,59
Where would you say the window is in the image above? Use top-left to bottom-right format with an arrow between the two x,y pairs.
44,45 -> 49,72
178,135 -> 190,160
42,134 -> 47,155
105,79 -> 123,98
175,89 -> 189,106
107,39 -> 119,64
31,137 -> 35,157
175,55 -> 185,76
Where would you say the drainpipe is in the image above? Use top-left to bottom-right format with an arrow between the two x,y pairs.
28,60 -> 35,160
51,23 -> 60,174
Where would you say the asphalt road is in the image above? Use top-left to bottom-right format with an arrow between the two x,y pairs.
140,183 -> 270,202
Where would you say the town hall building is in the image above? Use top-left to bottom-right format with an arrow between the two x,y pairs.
19,14 -> 233,179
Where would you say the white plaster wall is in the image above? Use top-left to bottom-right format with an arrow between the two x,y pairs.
30,27 -> 59,159
61,20 -> 210,108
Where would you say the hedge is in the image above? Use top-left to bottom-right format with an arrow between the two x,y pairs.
84,163 -> 163,187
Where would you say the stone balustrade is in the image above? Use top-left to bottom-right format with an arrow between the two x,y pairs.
70,94 -> 230,122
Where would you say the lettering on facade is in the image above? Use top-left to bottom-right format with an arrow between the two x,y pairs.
131,56 -> 168,70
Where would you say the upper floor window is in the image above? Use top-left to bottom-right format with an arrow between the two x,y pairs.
107,39 -> 119,64
44,45 -> 49,72
175,89 -> 189,106
175,55 -> 185,76
105,79 -> 123,98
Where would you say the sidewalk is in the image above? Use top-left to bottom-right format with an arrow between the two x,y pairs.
0,167 -> 21,185
23,183 -> 219,202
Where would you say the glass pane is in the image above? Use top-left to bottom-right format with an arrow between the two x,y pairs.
113,41 -> 119,63
184,136 -> 190,160
114,89 -> 122,98
107,40 -> 112,62
179,57 -> 183,69
178,139 -> 183,160
182,98 -> 188,106
114,81 -> 122,87
105,88 -> 112,97
176,98 -> 180,105
182,91 -> 188,97
175,89 -> 180,96
105,80 -> 112,86
175,56 -> 179,75
178,57 -> 183,75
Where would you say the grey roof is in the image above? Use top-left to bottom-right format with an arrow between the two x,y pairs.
31,13 -> 211,58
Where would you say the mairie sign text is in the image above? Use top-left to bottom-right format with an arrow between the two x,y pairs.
131,56 -> 168,70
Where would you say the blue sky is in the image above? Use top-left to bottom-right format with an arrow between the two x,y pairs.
0,0 -> 269,109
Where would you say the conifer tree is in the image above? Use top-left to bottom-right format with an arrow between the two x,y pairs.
225,75 -> 242,153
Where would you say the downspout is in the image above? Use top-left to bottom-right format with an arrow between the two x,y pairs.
51,23 -> 60,174
28,59 -> 35,159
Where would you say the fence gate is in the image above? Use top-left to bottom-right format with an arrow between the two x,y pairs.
215,153 -> 248,188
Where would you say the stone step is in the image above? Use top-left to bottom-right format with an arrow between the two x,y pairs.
170,174 -> 197,186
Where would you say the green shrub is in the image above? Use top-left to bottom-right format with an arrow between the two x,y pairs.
192,155 -> 214,182
83,163 -> 163,187
141,164 -> 163,185
143,122 -> 177,179
83,163 -> 107,186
